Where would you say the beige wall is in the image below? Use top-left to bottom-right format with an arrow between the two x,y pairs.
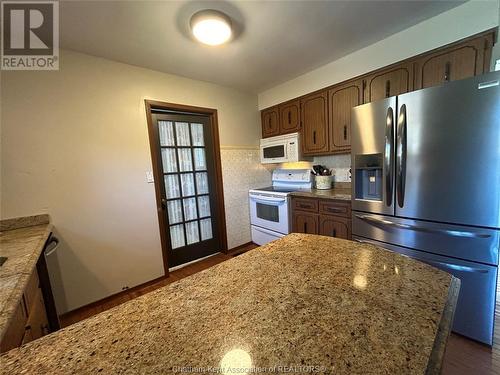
1,49 -> 262,312
258,0 -> 500,109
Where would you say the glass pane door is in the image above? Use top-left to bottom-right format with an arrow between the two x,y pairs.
152,112 -> 221,267
159,119 -> 213,250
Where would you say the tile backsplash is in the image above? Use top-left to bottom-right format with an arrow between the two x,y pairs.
220,147 -> 271,249
313,154 -> 351,182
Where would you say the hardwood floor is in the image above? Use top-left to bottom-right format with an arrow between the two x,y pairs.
60,242 -> 499,373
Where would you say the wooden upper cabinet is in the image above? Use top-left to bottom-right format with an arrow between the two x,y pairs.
364,63 -> 413,103
328,80 -> 363,153
414,33 -> 494,90
261,106 -> 280,138
301,91 -> 329,155
279,99 -> 300,134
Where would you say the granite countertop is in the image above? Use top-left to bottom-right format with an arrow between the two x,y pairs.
0,215 -> 52,342
1,233 -> 458,374
290,188 -> 352,201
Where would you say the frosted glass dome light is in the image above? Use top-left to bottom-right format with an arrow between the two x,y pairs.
190,10 -> 232,46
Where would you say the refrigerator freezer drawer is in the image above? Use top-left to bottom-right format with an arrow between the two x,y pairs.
352,236 -> 497,345
352,212 -> 499,265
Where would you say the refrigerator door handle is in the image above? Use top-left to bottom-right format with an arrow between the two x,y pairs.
396,104 -> 407,208
354,214 -> 492,239
384,107 -> 394,207
424,259 -> 488,274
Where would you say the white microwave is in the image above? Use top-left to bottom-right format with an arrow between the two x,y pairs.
260,132 -> 306,164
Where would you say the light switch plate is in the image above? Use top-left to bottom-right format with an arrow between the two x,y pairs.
146,171 -> 154,183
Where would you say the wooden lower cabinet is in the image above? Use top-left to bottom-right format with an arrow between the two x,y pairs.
319,215 -> 351,239
292,211 -> 318,234
0,301 -> 27,352
291,197 -> 351,240
1,268 -> 50,353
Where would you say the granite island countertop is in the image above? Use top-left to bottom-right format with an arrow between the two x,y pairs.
289,188 -> 351,201
0,215 -> 52,342
0,233 -> 459,374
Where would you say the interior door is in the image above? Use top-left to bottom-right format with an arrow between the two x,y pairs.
395,71 -> 500,228
351,96 -> 396,216
151,112 -> 223,267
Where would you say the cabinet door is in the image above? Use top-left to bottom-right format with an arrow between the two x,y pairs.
292,212 -> 318,234
414,34 -> 493,89
364,63 -> 413,103
279,99 -> 300,134
319,215 -> 351,240
300,91 -> 329,154
328,80 -> 362,153
0,301 -> 27,353
25,288 -> 49,341
261,106 -> 280,138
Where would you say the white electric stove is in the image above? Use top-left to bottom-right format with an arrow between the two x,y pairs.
249,169 -> 312,245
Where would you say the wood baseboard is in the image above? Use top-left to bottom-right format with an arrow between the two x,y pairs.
227,241 -> 257,256
60,242 -> 258,321
59,275 -> 168,322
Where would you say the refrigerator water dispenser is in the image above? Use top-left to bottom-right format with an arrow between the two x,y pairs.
354,154 -> 383,201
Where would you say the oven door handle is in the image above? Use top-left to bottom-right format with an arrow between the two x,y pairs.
249,194 -> 287,205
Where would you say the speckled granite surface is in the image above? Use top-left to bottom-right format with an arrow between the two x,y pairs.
0,214 -> 50,232
0,223 -> 53,341
0,233 -> 457,374
290,188 -> 351,201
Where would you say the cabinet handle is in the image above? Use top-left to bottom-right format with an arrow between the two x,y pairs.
385,80 -> 391,98
313,131 -> 316,144
444,62 -> 451,82
343,125 -> 347,140
332,228 -> 337,237
304,222 -> 308,233
327,207 -> 343,213
268,117 -> 271,129
288,111 -> 291,124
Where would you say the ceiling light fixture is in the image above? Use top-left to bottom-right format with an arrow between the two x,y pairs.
190,10 -> 232,46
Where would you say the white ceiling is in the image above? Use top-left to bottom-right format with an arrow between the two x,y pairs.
60,1 -> 464,93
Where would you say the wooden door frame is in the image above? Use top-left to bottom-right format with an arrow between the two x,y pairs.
144,100 -> 228,275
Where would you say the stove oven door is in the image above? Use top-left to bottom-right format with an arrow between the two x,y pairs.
249,193 -> 289,234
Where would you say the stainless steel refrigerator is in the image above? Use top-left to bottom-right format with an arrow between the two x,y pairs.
351,71 -> 500,345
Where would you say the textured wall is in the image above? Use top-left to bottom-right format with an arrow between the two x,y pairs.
221,148 -> 272,249
1,50 -> 261,311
